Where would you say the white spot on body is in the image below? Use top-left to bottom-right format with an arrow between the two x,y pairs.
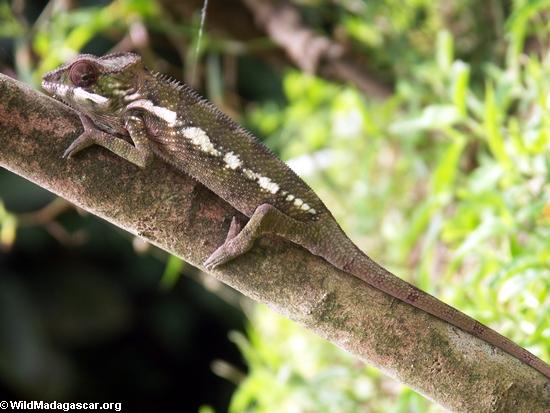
257,176 -> 280,194
282,192 -> 317,214
223,151 -> 242,169
104,81 -> 121,92
124,92 -> 142,101
243,169 -> 260,181
73,87 -> 109,105
113,88 -> 135,97
235,166 -> 318,215
182,127 -> 221,156
127,99 -> 177,126
241,168 -> 281,194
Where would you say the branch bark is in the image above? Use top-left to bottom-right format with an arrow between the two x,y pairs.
0,74 -> 548,412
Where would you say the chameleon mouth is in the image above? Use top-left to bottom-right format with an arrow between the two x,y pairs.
41,80 -> 77,110
41,80 -> 68,95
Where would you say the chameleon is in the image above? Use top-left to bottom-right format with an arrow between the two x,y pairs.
41,52 -> 550,379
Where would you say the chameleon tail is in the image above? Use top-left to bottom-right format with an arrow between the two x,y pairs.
318,221 -> 550,380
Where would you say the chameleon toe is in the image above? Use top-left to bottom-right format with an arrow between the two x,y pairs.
63,133 -> 96,159
63,142 -> 81,158
203,254 -> 222,270
204,243 -> 236,269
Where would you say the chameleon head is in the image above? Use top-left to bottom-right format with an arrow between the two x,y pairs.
42,52 -> 144,130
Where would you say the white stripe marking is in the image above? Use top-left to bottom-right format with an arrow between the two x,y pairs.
128,99 -> 178,126
182,127 -> 221,156
74,87 -> 109,105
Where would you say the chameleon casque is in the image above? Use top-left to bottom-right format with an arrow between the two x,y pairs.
42,52 -> 550,379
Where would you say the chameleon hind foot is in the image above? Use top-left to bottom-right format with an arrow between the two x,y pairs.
203,204 -> 310,270
204,216 -> 246,270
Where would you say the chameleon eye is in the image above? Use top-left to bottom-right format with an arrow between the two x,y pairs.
69,61 -> 98,88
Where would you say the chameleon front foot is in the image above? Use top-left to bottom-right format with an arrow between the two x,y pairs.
63,132 -> 96,158
62,112 -> 153,168
63,114 -> 104,159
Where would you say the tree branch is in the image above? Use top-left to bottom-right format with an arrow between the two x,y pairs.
0,74 -> 548,412
241,0 -> 392,98
158,0 -> 392,98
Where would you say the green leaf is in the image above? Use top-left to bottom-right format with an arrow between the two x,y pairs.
451,61 -> 470,116
484,82 -> 511,169
0,201 -> 17,250
436,30 -> 453,72
0,2 -> 24,37
506,0 -> 550,58
159,255 -> 184,290
198,406 -> 215,413
390,104 -> 460,134
432,133 -> 466,195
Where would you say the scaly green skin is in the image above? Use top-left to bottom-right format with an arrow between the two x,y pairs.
42,52 -> 550,380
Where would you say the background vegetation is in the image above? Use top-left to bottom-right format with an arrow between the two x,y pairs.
0,0 -> 549,411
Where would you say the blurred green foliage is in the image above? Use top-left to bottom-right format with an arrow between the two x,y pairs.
1,0 -> 549,412
232,1 -> 550,412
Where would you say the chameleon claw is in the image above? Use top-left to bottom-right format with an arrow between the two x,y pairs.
63,132 -> 96,159
204,217 -> 245,270
203,247 -> 229,270
63,114 -> 102,159
225,217 -> 243,242
204,238 -> 241,270
62,144 -> 76,159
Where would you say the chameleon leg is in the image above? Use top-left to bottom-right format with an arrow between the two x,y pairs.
224,217 -> 244,242
204,203 -> 314,270
62,114 -> 98,156
64,113 -> 153,168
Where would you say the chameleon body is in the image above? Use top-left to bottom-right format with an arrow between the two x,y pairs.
42,52 -> 550,379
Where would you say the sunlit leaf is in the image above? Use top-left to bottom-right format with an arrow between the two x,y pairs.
0,2 -> 24,37
506,0 -> 550,57
451,61 -> 470,116
0,201 -> 17,250
484,83 -> 511,169
436,30 -> 453,72
432,135 -> 466,195
160,255 -> 184,290
390,105 -> 460,134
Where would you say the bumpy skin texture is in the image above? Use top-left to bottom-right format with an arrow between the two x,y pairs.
42,52 -> 550,379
